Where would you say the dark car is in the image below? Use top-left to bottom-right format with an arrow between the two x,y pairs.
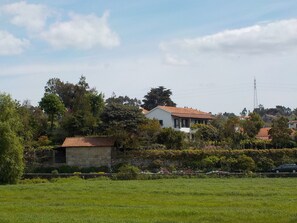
272,164 -> 297,173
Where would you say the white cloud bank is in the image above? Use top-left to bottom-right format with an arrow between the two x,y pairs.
40,11 -> 120,50
1,1 -> 51,32
0,30 -> 29,55
1,2 -> 120,51
160,19 -> 297,64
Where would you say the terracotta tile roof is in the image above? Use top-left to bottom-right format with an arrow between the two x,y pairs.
158,106 -> 213,119
256,127 -> 271,140
62,137 -> 114,147
140,107 -> 149,114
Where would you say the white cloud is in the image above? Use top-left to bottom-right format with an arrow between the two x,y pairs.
1,1 -> 51,31
40,11 -> 120,50
164,54 -> 189,66
160,19 -> 297,63
0,30 -> 29,55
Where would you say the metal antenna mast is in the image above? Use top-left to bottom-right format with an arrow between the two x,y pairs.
254,77 -> 258,109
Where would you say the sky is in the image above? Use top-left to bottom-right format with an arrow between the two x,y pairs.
1,0 -> 297,114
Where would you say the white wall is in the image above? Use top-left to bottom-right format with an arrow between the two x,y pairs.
145,108 -> 173,128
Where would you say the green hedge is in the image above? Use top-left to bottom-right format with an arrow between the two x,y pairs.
126,149 -> 297,172
129,149 -> 297,161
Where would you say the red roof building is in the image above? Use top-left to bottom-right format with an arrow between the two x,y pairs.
145,106 -> 213,133
256,127 -> 271,140
60,137 -> 114,167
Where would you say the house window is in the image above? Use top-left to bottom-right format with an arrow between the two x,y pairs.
174,119 -> 179,128
181,119 -> 189,127
159,120 -> 163,126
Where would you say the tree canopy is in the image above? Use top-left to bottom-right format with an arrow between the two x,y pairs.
142,86 -> 176,111
100,103 -> 146,148
106,93 -> 141,107
242,112 -> 264,138
39,93 -> 65,132
269,117 -> 293,148
41,76 -> 105,139
0,94 -> 24,184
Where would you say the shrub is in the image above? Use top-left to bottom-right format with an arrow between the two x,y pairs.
220,156 -> 238,172
157,128 -> 186,149
182,160 -> 201,170
116,164 -> 140,180
129,149 -> 297,166
19,178 -> 49,184
51,169 -> 59,175
111,163 -> 128,173
256,157 -> 275,172
19,178 -> 45,184
201,155 -> 220,170
148,159 -> 163,171
279,155 -> 296,165
236,155 -> 255,172
50,176 -> 82,183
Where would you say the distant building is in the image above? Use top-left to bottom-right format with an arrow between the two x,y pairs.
57,137 -> 115,167
288,120 -> 297,129
145,106 -> 213,133
256,127 -> 271,140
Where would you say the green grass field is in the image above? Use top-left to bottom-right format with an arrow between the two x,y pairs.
0,177 -> 297,223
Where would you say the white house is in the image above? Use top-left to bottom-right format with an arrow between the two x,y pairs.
145,106 -> 213,133
289,120 -> 297,129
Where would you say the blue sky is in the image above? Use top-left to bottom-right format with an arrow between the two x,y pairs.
1,0 -> 297,114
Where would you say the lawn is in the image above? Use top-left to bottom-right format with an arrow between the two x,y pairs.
0,177 -> 297,223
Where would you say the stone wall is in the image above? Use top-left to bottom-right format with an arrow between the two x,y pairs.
66,147 -> 111,167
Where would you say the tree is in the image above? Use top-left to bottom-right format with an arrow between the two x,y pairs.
254,105 -> 292,117
43,77 -> 105,138
106,93 -> 141,107
156,128 -> 186,149
242,112 -> 264,138
223,116 -> 240,138
44,76 -> 90,110
142,86 -> 176,110
39,93 -> 65,132
240,108 -> 247,116
100,103 -> 146,148
268,117 -> 293,148
17,101 -> 48,148
223,116 -> 244,148
0,123 -> 24,184
210,114 -> 226,142
253,104 -> 265,117
138,119 -> 162,146
0,94 -> 24,184
191,124 -> 219,142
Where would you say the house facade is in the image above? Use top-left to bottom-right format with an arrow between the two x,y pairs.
289,120 -> 297,129
145,106 -> 213,133
58,137 -> 115,167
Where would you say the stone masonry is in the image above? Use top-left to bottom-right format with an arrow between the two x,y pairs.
66,147 -> 111,167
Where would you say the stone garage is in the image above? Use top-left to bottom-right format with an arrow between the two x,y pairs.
60,136 -> 115,167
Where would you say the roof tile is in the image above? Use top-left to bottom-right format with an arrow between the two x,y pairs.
62,137 -> 114,147
158,106 -> 213,119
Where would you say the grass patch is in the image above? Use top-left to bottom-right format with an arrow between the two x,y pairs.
1,178 -> 297,222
